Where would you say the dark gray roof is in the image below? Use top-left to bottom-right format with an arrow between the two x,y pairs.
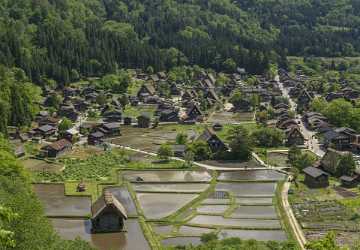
303,166 -> 328,178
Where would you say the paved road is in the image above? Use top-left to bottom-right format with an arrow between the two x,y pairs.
277,77 -> 325,157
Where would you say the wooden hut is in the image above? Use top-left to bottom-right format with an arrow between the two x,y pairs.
91,191 -> 128,233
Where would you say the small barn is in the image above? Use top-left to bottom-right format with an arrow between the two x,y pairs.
43,139 -> 72,158
91,191 -> 128,233
303,166 -> 329,188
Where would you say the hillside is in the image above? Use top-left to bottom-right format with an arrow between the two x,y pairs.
238,0 -> 360,57
0,0 -> 280,85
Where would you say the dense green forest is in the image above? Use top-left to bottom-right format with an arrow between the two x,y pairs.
1,0 -> 360,86
238,0 -> 360,57
0,0 -> 281,86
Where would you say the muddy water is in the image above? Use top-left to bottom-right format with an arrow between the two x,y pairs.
136,193 -> 198,219
178,226 -> 214,236
197,205 -> 229,214
162,237 -> 202,246
219,229 -> 287,241
216,182 -> 277,197
122,170 -> 211,182
106,187 -> 137,215
230,206 -> 278,219
218,170 -> 285,181
235,197 -> 273,205
51,218 -> 150,250
133,183 -> 209,193
189,215 -> 281,229
33,184 -> 91,217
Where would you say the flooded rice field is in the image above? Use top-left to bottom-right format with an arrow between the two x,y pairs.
201,198 -> 231,205
230,206 -> 278,219
136,193 -> 198,219
197,205 -> 229,214
219,229 -> 287,241
122,170 -> 211,182
218,170 -> 285,181
216,182 -> 277,197
106,187 -> 137,215
189,215 -> 281,229
51,218 -> 150,250
133,183 -> 209,193
162,237 -> 202,246
152,225 -> 174,235
235,197 -> 274,205
33,184 -> 91,217
200,158 -> 262,169
178,226 -> 214,236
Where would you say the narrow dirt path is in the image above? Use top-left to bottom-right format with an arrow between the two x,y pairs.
282,181 -> 307,250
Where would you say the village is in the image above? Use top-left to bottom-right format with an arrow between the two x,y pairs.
7,65 -> 360,249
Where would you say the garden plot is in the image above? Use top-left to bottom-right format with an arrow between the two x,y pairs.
208,111 -> 254,124
162,237 -> 202,247
188,215 -> 282,229
136,193 -> 198,219
216,182 -> 277,197
51,218 -> 150,250
230,206 -> 278,219
106,187 -> 137,215
235,197 -> 273,205
122,170 -> 211,183
178,226 -> 214,236
22,158 -> 63,173
33,184 -> 91,217
219,229 -> 287,241
266,152 -> 289,167
133,183 -> 209,193
112,125 -> 200,153
218,170 -> 285,182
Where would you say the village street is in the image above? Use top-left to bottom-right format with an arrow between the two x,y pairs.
276,76 -> 325,157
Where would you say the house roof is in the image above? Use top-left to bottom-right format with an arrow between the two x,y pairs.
340,175 -> 358,182
303,166 -> 328,178
92,191 -> 128,220
37,124 -> 55,133
103,123 -> 120,130
197,127 -> 219,142
48,139 -> 72,151
90,131 -> 104,138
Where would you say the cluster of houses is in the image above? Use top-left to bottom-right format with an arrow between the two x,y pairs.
278,69 -> 360,189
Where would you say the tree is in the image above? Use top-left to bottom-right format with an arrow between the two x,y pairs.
0,206 -> 18,248
288,146 -> 301,164
222,58 -> 236,72
176,133 -> 188,145
189,141 -> 212,161
46,94 -> 62,109
96,93 -> 107,106
227,126 -> 253,161
251,127 -> 284,148
157,144 -> 174,161
58,118 -> 73,133
184,151 -> 195,167
337,154 -> 356,177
